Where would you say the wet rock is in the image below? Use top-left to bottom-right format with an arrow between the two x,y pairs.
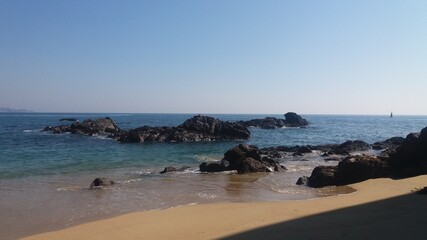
296,176 -> 309,185
159,166 -> 191,174
199,144 -> 285,174
159,166 -> 177,174
306,155 -> 389,188
307,166 -> 338,188
89,177 -> 115,189
199,162 -> 229,172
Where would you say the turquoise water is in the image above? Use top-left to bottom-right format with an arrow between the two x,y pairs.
1,113 -> 426,239
1,113 -> 426,179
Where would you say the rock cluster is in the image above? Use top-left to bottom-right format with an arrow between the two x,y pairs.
118,115 -> 250,143
239,112 -> 309,129
199,144 -> 286,174
300,155 -> 389,188
300,126 -> 427,188
43,117 -> 120,136
44,115 -> 251,143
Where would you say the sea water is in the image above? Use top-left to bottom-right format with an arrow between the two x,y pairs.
0,113 -> 426,239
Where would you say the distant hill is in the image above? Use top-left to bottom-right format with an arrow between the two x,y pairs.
0,107 -> 33,113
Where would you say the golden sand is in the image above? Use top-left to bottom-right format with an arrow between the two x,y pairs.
21,175 -> 427,240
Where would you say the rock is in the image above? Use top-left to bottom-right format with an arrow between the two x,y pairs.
71,117 -> 120,135
159,166 -> 177,174
45,117 -> 120,136
296,176 -> 309,185
179,115 -> 251,140
239,117 -> 286,129
239,112 -> 309,129
335,155 -> 390,184
159,166 -> 190,174
199,162 -> 229,172
330,140 -> 371,155
118,115 -> 250,143
89,177 -> 115,189
283,112 -> 309,127
199,144 -> 286,174
306,155 -> 389,188
293,146 -> 312,156
372,137 -> 405,150
43,125 -> 70,134
307,166 -> 338,188
389,128 -> 427,177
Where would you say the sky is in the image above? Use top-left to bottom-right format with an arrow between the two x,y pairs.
0,0 -> 426,114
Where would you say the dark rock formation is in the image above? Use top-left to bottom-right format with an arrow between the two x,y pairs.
371,137 -> 405,150
160,166 -> 177,174
283,112 -> 309,127
239,117 -> 286,129
159,166 -> 190,174
43,125 -> 71,134
44,117 -> 120,136
44,115 -> 250,143
89,177 -> 115,189
70,117 -> 120,135
329,140 -> 371,155
199,144 -> 286,174
388,128 -> 427,178
118,115 -> 250,143
307,166 -> 338,188
260,141 -> 371,158
199,162 -> 229,172
336,155 -> 390,184
239,112 -> 309,129
307,155 -> 389,188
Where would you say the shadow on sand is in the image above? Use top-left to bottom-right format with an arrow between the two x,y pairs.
220,192 -> 427,240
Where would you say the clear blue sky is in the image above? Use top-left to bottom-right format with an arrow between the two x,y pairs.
1,0 -> 426,114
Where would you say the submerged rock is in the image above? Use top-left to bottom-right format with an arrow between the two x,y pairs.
199,144 -> 286,174
89,177 -> 115,189
159,166 -> 190,174
296,176 -> 309,185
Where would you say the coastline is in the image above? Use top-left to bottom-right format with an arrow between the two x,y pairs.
20,175 -> 427,240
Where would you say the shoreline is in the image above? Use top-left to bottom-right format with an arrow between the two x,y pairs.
20,175 -> 427,240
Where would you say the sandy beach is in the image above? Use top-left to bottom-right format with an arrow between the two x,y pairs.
20,174 -> 427,240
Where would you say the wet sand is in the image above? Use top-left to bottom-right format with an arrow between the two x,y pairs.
20,175 -> 427,240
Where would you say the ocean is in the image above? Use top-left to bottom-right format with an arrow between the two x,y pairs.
1,113 -> 426,239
